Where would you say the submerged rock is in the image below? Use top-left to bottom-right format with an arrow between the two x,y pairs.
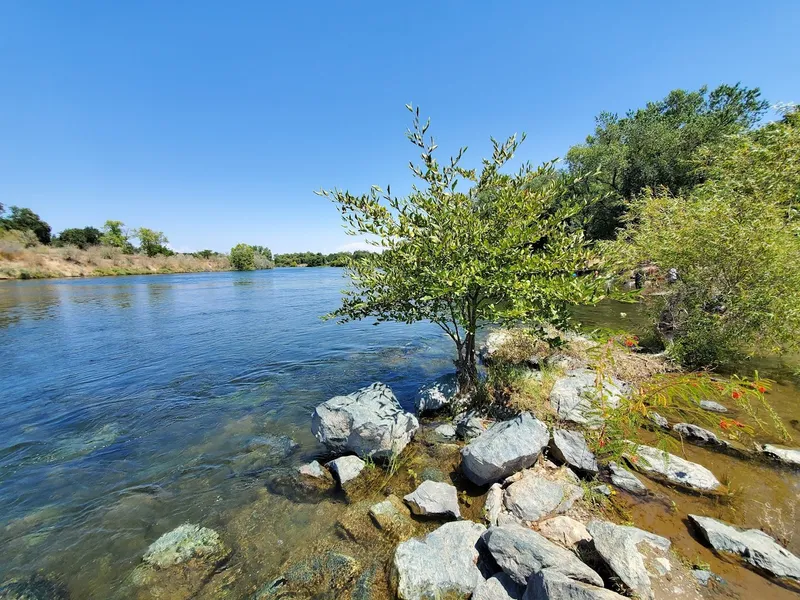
760,444 -> 800,467
524,569 -> 627,600
549,429 -> 599,475
0,575 -> 68,600
461,413 -> 549,486
311,382 -> 419,459
689,514 -> 800,581
482,524 -> 603,587
503,468 -> 583,523
472,572 -> 524,600
699,400 -> 728,413
608,462 -> 647,495
673,423 -> 729,448
297,459 -> 327,479
587,520 -> 671,600
393,521 -> 486,600
628,444 -> 721,492
327,455 -> 366,487
415,373 -> 459,414
256,551 -> 361,599
537,516 -> 592,549
549,369 -> 626,426
403,480 -> 460,519
369,495 -> 417,541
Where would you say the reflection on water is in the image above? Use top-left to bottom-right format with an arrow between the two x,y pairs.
1,271 -> 799,599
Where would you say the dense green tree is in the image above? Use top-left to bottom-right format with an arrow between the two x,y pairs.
318,107 -> 608,392
0,206 -> 52,244
101,220 -> 134,254
56,226 -> 102,249
614,111 -> 800,367
230,243 -> 256,270
251,245 -> 273,261
133,228 -> 171,257
567,84 -> 768,238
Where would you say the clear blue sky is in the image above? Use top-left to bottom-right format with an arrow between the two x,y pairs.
1,1 -> 797,254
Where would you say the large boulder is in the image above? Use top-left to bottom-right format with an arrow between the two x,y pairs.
629,444 -> 721,492
472,572 -> 524,600
393,521 -> 486,599
503,469 -> 583,523
689,514 -> 800,581
404,480 -> 461,519
586,520 -> 671,600
549,429 -> 599,475
524,569 -> 628,600
311,383 -> 419,459
549,369 -> 627,426
482,524 -> 604,587
461,413 -> 550,486
415,373 -> 459,414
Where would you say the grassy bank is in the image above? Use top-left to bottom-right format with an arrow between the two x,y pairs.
0,235 -> 232,280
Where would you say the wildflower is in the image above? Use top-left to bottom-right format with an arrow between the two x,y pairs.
719,419 -> 731,430
731,390 -> 742,400
732,420 -> 746,428
757,385 -> 766,394
630,455 -> 639,463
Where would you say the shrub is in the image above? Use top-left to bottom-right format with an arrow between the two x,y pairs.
230,243 -> 256,270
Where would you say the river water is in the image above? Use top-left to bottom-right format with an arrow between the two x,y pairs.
1,269 -> 799,598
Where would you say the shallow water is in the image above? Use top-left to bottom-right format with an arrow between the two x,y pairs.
1,270 -> 799,599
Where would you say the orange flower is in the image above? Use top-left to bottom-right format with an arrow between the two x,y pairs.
757,386 -> 766,394
719,419 -> 731,430
731,391 -> 742,400
732,420 -> 745,428
630,456 -> 639,463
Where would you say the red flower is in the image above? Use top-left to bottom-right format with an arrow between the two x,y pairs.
720,419 -> 731,430
757,386 -> 766,394
732,420 -> 745,428
732,391 -> 742,400
624,339 -> 636,347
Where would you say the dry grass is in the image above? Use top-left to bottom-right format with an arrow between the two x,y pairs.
0,233 -> 231,279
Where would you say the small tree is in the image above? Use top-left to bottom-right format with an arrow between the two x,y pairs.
101,220 -> 134,254
133,227 -> 170,257
56,226 -> 102,249
230,243 -> 256,270
1,206 -> 52,244
318,107 -> 608,392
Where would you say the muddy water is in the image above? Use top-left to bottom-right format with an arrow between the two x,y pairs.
1,272 -> 799,599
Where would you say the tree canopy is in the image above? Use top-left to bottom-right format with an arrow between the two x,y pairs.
133,228 -> 171,257
319,107 -> 608,391
0,206 -> 52,244
55,227 -> 102,249
230,243 -> 256,270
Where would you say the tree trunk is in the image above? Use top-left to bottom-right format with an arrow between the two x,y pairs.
455,331 -> 478,395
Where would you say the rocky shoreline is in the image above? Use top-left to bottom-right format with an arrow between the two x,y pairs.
4,331 -> 800,600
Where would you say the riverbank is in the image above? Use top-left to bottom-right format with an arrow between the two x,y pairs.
0,242 -> 232,279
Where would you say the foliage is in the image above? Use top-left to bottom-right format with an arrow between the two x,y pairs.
0,206 -> 52,244
55,226 -> 102,249
192,249 -> 218,259
101,220 -> 134,254
133,228 -> 171,257
273,250 -> 371,267
566,84 -> 768,238
230,243 -> 256,270
613,113 -> 800,368
251,245 -> 273,261
319,106 -> 609,392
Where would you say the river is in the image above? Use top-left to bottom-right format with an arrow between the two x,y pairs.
1,269 -> 799,598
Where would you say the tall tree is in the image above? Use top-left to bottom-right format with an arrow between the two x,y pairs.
567,84 -> 768,238
0,206 -> 52,244
101,220 -> 134,254
56,227 -> 102,249
133,228 -> 170,257
319,107 -> 608,392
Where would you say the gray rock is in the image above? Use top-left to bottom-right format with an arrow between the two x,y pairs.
479,330 -> 516,363
699,400 -> 728,413
461,413 -> 550,486
433,423 -> 457,440
311,383 -> 419,459
524,569 -> 628,600
455,410 -> 492,441
0,575 -> 68,600
503,470 -> 583,522
691,568 -> 721,586
537,516 -> 592,549
415,373 -> 459,414
327,455 -> 366,486
689,514 -> 800,580
608,462 -> 647,495
297,460 -> 327,479
760,444 -> 800,467
587,520 -> 671,600
592,484 -> 612,497
141,523 -> 230,569
369,495 -> 416,540
483,524 -> 604,587
673,423 -> 729,447
484,483 -> 504,526
549,369 -> 626,426
393,521 -> 486,599
404,480 -> 461,519
549,429 -> 599,474
649,412 -> 670,429
472,572 -> 524,600
256,550 -> 361,599
630,444 -> 721,492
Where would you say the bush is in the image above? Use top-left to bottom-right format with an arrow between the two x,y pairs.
56,227 -> 102,249
1,206 -> 52,244
230,243 -> 256,270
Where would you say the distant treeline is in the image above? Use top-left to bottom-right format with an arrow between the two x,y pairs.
274,250 -> 372,267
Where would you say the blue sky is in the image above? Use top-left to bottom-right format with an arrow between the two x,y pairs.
1,1 -> 798,254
